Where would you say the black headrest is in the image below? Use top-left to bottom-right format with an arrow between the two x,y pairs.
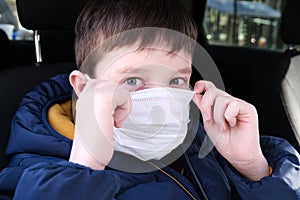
0,29 -> 9,46
16,0 -> 88,30
280,0 -> 300,45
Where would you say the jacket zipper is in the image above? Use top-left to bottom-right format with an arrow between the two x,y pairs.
148,162 -> 197,200
183,152 -> 209,200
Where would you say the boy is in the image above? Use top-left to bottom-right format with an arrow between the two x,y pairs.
0,0 -> 299,199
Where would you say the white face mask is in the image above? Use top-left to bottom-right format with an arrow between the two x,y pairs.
114,87 -> 195,161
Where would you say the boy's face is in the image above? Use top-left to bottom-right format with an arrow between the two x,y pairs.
93,47 -> 192,92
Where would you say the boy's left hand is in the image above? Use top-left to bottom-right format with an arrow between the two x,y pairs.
193,80 -> 269,181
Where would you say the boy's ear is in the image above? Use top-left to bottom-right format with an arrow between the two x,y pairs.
69,70 -> 88,96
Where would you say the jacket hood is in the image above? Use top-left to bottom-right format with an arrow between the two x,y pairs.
6,73 -> 73,159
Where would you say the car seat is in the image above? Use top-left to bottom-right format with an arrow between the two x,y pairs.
252,0 -> 300,152
0,29 -> 9,69
279,0 -> 300,148
0,29 -> 9,48
0,0 -> 89,171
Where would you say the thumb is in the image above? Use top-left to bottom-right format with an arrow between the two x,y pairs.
113,88 -> 132,128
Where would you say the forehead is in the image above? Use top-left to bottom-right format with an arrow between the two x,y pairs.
94,47 -> 192,77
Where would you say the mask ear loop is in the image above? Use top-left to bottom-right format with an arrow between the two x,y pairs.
83,73 -> 101,87
85,74 -> 92,82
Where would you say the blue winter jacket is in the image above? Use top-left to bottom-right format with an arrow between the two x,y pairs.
0,74 -> 299,200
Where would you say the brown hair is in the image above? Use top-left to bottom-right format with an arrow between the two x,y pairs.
75,0 -> 198,76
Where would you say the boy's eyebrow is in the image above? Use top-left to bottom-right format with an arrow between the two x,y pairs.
119,66 -> 192,74
118,66 -> 149,74
176,68 -> 192,74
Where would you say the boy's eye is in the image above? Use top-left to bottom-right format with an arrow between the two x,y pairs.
125,77 -> 143,86
170,77 -> 186,85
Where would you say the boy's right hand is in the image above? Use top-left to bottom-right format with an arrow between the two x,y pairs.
69,79 -> 131,170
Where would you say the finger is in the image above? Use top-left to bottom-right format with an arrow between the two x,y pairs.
194,80 -> 215,94
193,92 -> 212,122
194,81 -> 224,122
224,101 -> 240,127
213,95 -> 231,131
75,90 -> 114,166
225,100 -> 258,126
192,93 -> 203,109
79,79 -> 113,100
198,86 -> 224,122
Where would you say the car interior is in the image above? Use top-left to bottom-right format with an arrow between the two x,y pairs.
0,0 -> 299,174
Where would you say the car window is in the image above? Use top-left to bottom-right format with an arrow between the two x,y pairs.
0,0 -> 33,40
203,0 -> 288,50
